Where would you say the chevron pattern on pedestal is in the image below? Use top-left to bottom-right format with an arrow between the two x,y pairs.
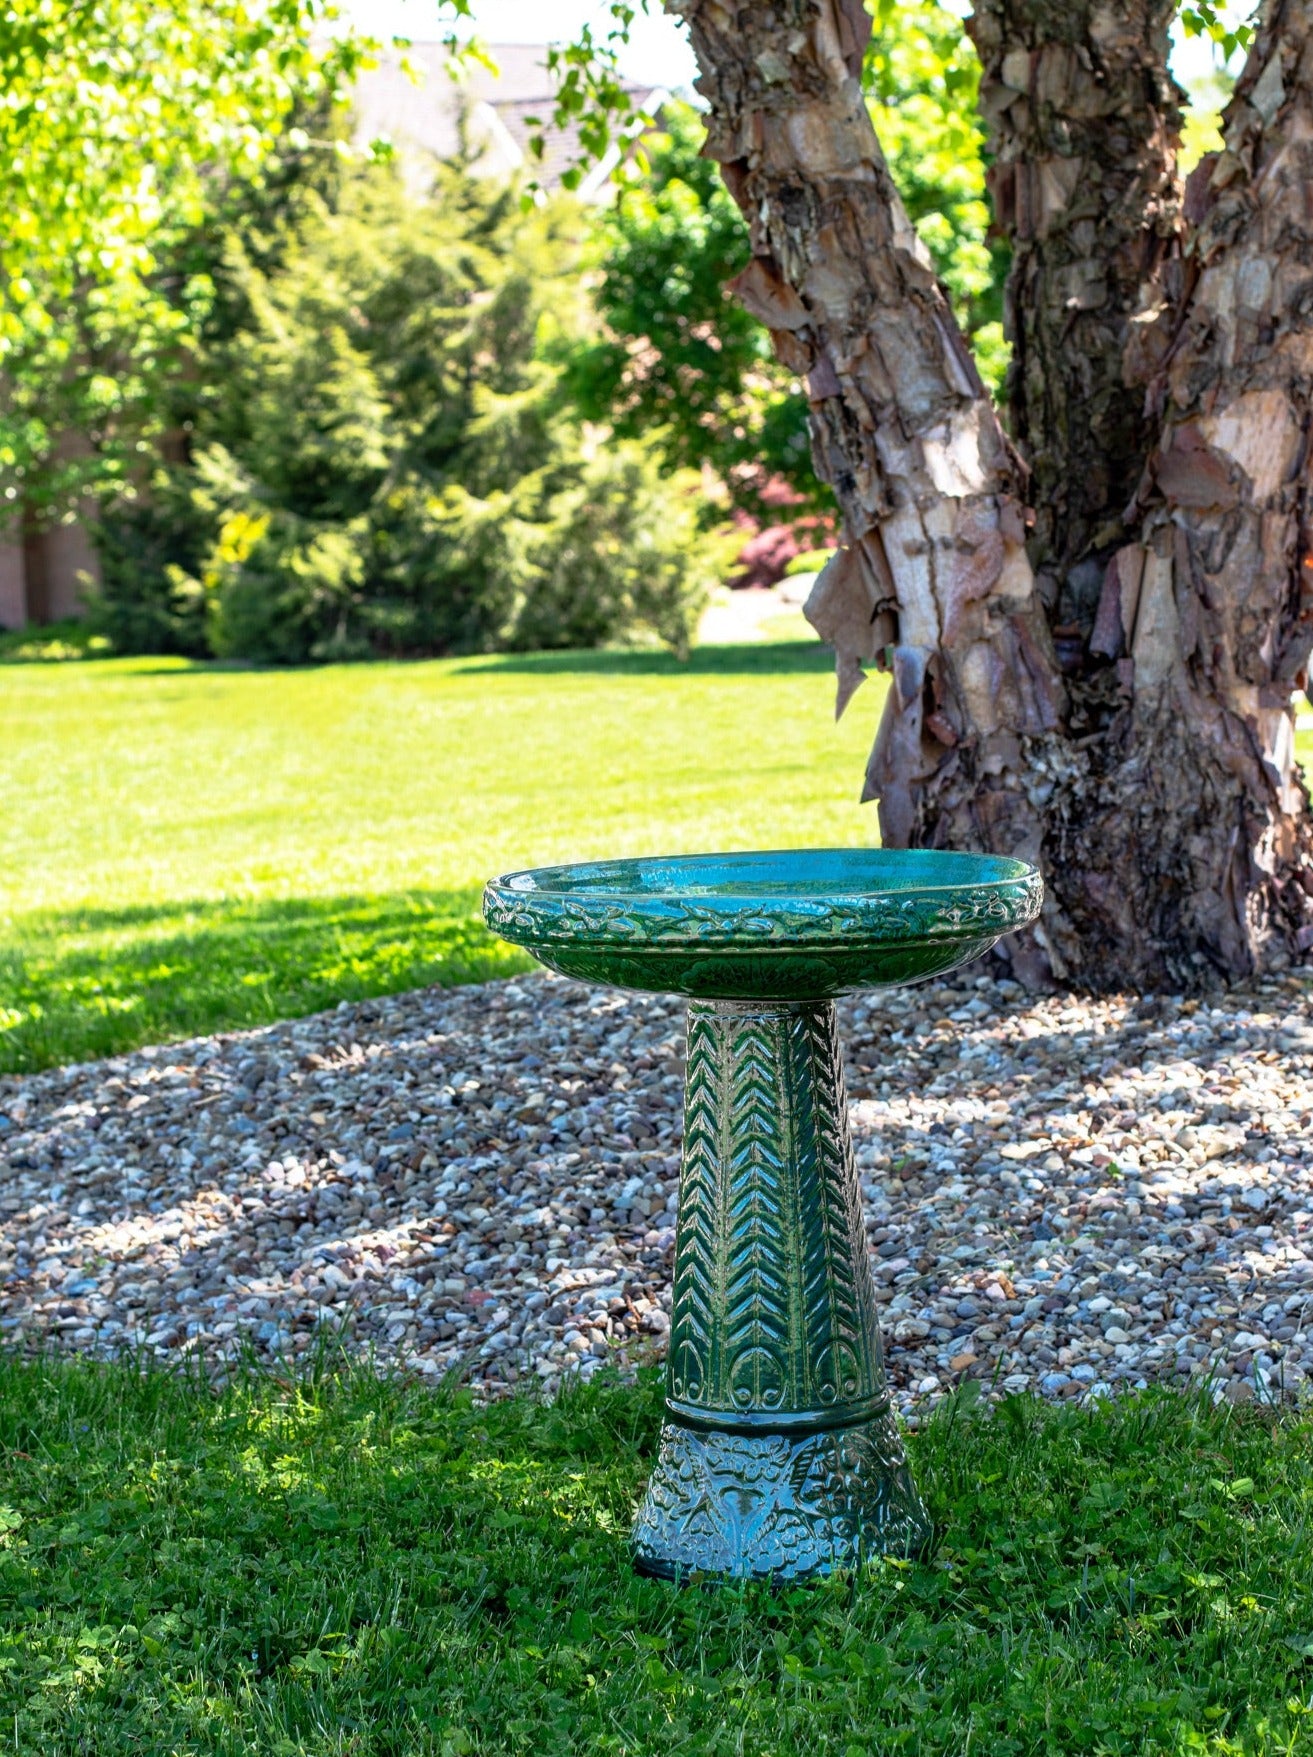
667,999 -> 882,1425
667,1005 -> 721,1411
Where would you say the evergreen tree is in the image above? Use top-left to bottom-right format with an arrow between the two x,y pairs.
95,164 -> 726,662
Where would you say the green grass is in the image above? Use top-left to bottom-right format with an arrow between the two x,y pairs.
3,648 -> 1308,1075
0,644 -> 884,1072
1,1354 -> 1312,1754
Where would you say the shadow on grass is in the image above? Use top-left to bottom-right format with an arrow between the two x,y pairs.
2,637 -> 836,681
452,640 -> 835,679
1,1350 -> 1310,1754
0,890 -> 532,1075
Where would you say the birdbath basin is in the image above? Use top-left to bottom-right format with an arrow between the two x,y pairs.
483,848 -> 1043,1581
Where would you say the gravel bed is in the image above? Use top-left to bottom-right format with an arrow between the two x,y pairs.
0,969 -> 1310,1416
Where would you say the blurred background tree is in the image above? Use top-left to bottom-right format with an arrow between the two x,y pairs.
94,162 -> 727,661
0,0 -> 373,517
564,101 -> 817,512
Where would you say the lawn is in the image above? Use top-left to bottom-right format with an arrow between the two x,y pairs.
4,646 -> 1310,1077
6,645 -> 1313,1757
0,643 -> 884,1073
1,1352 -> 1311,1756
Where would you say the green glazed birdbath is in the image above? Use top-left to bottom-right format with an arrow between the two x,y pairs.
483,848 -> 1043,1582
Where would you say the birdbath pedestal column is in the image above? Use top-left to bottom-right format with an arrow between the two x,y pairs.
484,849 -> 1043,1582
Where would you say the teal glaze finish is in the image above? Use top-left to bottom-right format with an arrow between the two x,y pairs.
482,848 -> 1041,1001
482,849 -> 1043,1581
665,1000 -> 884,1429
628,996 -> 931,1580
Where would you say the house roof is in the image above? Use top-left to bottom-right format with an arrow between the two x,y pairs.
352,42 -> 664,199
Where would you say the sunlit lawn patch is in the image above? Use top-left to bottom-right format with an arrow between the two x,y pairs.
4,652 -> 1309,1076
1,1355 -> 1311,1755
0,644 -> 883,1072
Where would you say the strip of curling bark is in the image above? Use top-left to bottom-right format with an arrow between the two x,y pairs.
672,0 -> 1068,983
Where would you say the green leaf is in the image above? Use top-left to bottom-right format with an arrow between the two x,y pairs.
0,0 -> 379,509
289,1648 -> 333,1676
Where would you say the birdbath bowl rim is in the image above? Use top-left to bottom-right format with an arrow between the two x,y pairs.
483,847 -> 1043,1000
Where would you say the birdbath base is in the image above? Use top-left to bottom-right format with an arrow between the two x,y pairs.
630,998 -> 931,1582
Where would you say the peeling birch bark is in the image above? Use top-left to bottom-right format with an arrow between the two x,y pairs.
969,0 -> 1184,607
1082,0 -> 1313,978
672,0 -> 1067,924
672,0 -> 1313,989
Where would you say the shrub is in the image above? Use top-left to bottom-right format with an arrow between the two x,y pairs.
91,479 -> 212,658
203,444 -> 721,665
94,162 -> 725,663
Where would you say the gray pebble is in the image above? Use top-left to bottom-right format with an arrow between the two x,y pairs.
0,967 -> 1309,1416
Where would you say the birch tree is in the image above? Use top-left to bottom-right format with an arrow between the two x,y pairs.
653,0 -> 1313,991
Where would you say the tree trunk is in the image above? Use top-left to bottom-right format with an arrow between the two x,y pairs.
673,0 -> 1068,984
672,0 -> 1313,989
968,0 -> 1183,607
1088,0 -> 1313,977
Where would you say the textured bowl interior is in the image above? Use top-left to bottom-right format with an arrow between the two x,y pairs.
483,848 -> 1043,1001
495,849 -> 1029,902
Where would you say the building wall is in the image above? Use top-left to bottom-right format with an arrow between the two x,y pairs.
0,515 -> 101,629
0,532 -> 23,630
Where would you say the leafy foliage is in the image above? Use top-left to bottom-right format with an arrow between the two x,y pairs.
514,1 -> 656,196
0,0 -> 372,515
866,0 -> 1009,392
538,4 -> 654,192
2,1355 -> 1313,1753
566,102 -> 813,507
1179,0 -> 1257,60
94,166 -> 725,664
569,3 -> 1008,514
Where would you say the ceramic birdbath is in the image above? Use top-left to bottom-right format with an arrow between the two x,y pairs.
483,848 -> 1043,1582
